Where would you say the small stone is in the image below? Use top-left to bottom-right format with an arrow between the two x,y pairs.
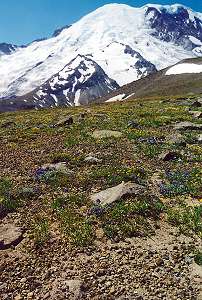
174,121 -> 202,131
105,281 -> 112,287
155,258 -> 164,266
191,101 -> 202,108
78,113 -> 87,122
158,151 -> 181,161
96,228 -> 105,240
92,130 -> 122,139
197,134 -> 202,143
97,268 -> 106,276
43,292 -> 50,299
110,286 -> 115,294
27,292 -> 34,298
189,111 -> 202,119
84,156 -> 102,164
184,256 -> 193,264
36,162 -> 73,178
14,295 -> 22,300
127,120 -> 139,128
0,223 -> 23,250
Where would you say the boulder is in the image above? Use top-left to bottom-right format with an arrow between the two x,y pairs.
50,278 -> 83,300
90,182 -> 145,206
0,223 -> 23,249
174,122 -> 202,131
92,130 -> 122,139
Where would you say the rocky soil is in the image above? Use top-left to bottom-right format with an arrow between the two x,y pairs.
0,96 -> 201,299
0,219 -> 201,300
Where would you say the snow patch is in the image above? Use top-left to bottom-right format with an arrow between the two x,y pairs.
74,90 -> 81,106
125,93 -> 135,99
166,63 -> 202,75
106,94 -> 125,103
51,94 -> 58,106
36,90 -> 46,98
189,36 -> 202,46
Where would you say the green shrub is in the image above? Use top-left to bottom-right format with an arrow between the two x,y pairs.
166,205 -> 202,236
194,251 -> 202,265
33,217 -> 50,245
0,178 -> 18,217
59,209 -> 94,246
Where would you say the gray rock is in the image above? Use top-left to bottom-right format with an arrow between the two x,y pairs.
166,133 -> 186,146
0,223 -> 23,249
55,116 -> 73,127
91,182 -> 145,206
40,162 -> 73,175
92,130 -> 122,139
189,111 -> 202,119
78,113 -> 87,122
174,122 -> 202,131
93,113 -> 109,118
66,280 -> 82,299
197,134 -> 202,143
84,156 -> 102,164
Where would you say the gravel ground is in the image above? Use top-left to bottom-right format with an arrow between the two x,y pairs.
1,221 -> 201,300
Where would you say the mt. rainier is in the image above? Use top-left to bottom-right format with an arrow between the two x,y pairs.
0,3 -> 202,110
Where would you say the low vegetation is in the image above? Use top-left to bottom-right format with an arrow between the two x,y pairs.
0,96 -> 201,247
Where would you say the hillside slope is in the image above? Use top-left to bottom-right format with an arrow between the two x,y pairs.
0,97 -> 201,299
103,57 -> 202,102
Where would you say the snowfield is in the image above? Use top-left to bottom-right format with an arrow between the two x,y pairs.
166,63 -> 202,75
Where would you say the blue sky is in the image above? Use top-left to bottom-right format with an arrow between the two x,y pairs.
1,0 -> 201,45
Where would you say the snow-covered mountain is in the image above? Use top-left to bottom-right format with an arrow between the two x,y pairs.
52,25 -> 72,37
24,55 -> 119,107
0,3 -> 202,109
0,43 -> 25,56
